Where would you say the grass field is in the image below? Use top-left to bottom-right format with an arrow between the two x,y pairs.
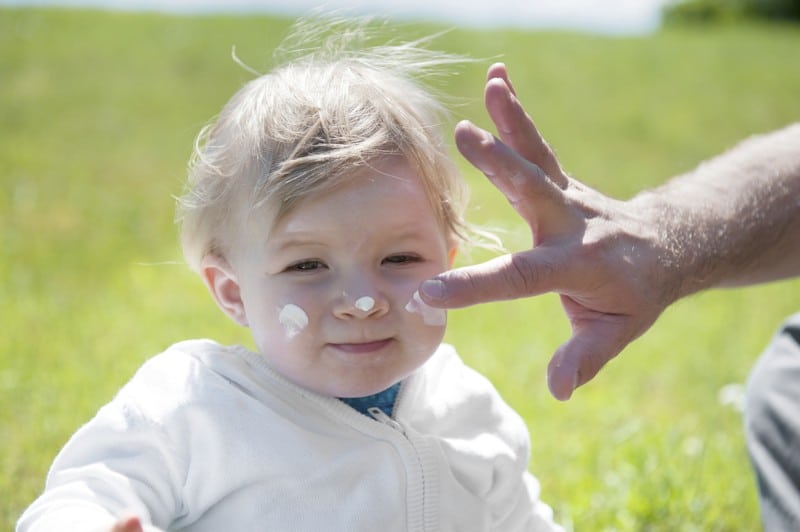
2,7 -> 800,530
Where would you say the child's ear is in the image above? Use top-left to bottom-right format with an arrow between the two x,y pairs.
448,246 -> 458,268
200,255 -> 248,327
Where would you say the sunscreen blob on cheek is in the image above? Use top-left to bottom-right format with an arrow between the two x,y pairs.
405,290 -> 446,326
279,303 -> 309,339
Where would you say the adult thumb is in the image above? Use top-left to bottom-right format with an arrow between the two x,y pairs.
547,323 -> 625,401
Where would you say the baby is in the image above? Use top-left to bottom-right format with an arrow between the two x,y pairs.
18,18 -> 563,532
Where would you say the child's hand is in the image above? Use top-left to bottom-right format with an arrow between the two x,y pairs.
111,515 -> 144,532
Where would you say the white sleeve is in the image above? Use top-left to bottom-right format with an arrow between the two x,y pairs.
420,345 -> 565,531
16,400 -> 182,532
515,471 -> 565,532
485,446 -> 564,532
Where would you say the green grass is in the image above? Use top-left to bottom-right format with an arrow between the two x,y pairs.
3,7 -> 800,530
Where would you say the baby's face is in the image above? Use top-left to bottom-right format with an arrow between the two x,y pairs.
231,156 -> 454,398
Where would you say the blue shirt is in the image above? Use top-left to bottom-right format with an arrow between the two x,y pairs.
340,382 -> 401,417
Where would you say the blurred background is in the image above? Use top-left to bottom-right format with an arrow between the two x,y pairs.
2,0 -> 800,529
0,0 -> 674,34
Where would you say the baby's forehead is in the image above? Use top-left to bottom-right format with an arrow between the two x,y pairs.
266,153 -> 430,206
254,164 -> 445,233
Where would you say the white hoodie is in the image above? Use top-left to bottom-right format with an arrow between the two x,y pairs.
18,340 -> 562,532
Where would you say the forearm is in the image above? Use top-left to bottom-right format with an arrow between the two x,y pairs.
634,123 -> 800,301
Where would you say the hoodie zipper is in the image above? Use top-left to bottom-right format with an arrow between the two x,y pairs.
367,406 -> 433,531
367,406 -> 406,435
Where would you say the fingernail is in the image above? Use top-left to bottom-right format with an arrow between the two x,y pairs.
420,279 -> 445,300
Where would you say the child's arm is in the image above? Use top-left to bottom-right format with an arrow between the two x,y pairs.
520,472 -> 564,532
17,402 -> 182,532
488,463 -> 563,532
439,350 -> 564,531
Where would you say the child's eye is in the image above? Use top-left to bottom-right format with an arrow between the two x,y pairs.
285,260 -> 327,272
383,254 -> 422,265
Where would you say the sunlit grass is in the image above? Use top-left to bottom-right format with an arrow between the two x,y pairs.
2,8 -> 800,530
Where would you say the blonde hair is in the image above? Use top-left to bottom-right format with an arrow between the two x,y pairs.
177,18 -> 479,272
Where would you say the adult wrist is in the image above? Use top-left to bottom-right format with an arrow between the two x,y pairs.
627,187 -> 718,304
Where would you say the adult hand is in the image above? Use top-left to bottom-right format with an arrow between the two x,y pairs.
421,63 -> 678,400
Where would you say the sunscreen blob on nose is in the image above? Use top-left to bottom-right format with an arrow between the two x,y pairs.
279,304 -> 309,339
354,296 -> 375,312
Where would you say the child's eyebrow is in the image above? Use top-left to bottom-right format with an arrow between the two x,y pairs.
390,227 -> 436,242
270,235 -> 325,252
270,221 -> 441,251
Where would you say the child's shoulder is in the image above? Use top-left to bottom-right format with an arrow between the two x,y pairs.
113,339 -> 250,419
131,339 -> 230,384
406,343 -> 531,449
424,343 -> 492,391
415,343 -> 511,413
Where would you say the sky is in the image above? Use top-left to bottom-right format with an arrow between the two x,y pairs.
0,0 -> 675,35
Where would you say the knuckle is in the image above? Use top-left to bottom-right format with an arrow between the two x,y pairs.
504,253 -> 548,296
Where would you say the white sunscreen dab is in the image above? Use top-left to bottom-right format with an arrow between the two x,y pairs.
354,296 -> 375,312
279,304 -> 309,339
405,290 -> 446,326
